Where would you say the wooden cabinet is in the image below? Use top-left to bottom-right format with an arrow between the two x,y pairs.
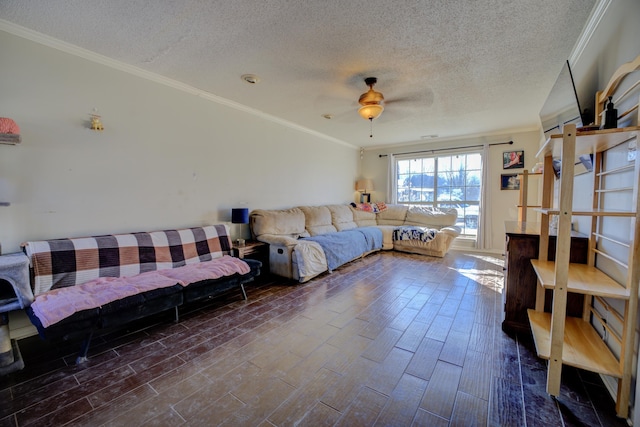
502,222 -> 588,334
528,123 -> 640,418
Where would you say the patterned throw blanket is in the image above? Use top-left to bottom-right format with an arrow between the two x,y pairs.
23,225 -> 249,328
393,226 -> 437,242
23,225 -> 233,296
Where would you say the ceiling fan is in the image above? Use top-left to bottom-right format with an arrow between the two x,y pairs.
358,77 -> 385,137
358,77 -> 384,121
320,75 -> 425,137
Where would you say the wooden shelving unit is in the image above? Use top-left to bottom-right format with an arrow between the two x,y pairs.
537,126 -> 640,158
536,208 -> 635,216
529,259 -> 630,299
517,170 -> 542,222
502,222 -> 588,335
527,310 -> 622,377
527,123 -> 640,418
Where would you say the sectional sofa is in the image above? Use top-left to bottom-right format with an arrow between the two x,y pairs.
250,203 -> 461,283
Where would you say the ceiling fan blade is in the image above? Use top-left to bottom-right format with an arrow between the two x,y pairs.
385,96 -> 418,105
385,89 -> 434,107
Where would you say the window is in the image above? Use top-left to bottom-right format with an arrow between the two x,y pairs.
396,152 -> 482,237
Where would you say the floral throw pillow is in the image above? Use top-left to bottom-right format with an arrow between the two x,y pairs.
350,202 -> 388,213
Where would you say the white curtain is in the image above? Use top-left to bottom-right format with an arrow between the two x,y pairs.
386,154 -> 397,203
477,144 -> 493,250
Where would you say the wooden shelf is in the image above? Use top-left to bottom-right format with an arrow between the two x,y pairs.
503,226 -> 588,334
535,207 -> 636,217
517,170 -> 542,223
527,310 -> 622,378
537,126 -> 640,159
0,133 -> 21,145
528,56 -> 640,418
530,259 -> 630,299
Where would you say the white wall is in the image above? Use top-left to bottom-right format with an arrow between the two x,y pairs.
572,0 -> 640,127
0,30 -> 359,252
360,129 -> 542,251
553,0 -> 640,281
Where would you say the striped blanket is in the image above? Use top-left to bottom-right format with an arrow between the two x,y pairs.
22,225 -> 254,329
23,225 -> 233,296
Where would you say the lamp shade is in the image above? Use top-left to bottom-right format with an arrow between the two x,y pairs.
0,118 -> 21,145
355,179 -> 374,192
231,208 -> 249,224
358,104 -> 384,121
0,118 -> 20,134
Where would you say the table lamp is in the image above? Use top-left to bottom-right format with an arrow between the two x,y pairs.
231,208 -> 249,246
356,179 -> 374,203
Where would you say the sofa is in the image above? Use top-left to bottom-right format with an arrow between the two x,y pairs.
21,224 -> 261,363
250,203 -> 460,283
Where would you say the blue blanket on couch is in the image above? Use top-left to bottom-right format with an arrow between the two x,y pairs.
303,227 -> 383,271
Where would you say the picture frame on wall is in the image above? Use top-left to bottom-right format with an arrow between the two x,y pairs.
501,174 -> 520,190
503,150 -> 524,169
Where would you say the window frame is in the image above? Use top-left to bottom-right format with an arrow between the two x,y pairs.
394,150 -> 483,237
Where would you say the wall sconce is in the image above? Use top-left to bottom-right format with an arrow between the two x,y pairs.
231,208 -> 249,246
89,109 -> 104,131
355,179 -> 374,203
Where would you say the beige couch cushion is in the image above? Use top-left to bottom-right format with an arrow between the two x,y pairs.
299,206 -> 338,236
250,208 -> 306,238
376,204 -> 408,226
375,225 -> 396,250
404,206 -> 458,227
327,205 -> 357,231
350,206 -> 377,227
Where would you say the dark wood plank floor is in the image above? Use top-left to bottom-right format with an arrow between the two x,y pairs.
0,250 -> 628,426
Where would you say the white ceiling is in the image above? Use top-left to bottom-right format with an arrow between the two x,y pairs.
0,0 -> 597,148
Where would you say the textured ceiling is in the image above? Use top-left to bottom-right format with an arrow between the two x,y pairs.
0,0 -> 597,148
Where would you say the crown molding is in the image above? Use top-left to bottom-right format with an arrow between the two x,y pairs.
569,0 -> 611,66
0,19 -> 354,149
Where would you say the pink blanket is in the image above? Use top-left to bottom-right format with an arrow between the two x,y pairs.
30,255 -> 250,328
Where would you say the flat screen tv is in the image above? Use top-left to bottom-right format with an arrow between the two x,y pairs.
539,60 -> 593,138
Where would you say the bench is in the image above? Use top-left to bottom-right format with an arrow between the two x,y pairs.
22,224 -> 260,363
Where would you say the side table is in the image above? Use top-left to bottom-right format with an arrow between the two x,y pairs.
233,240 -> 269,276
0,252 -> 33,374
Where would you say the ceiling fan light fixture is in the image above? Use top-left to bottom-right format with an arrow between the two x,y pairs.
358,104 -> 384,120
358,77 -> 384,122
